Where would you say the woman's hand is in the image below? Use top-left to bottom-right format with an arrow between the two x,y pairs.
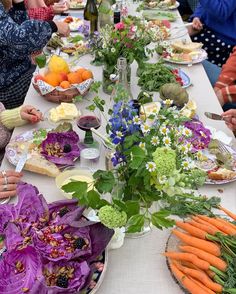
192,17 -> 203,31
52,2 -> 69,14
54,21 -> 70,37
0,170 -> 23,199
20,105 -> 42,124
222,109 -> 236,131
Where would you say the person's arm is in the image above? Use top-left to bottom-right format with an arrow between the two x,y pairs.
8,0 -> 29,24
27,6 -> 54,21
198,0 -> 236,21
190,2 -> 202,19
214,47 -> 236,105
0,7 -> 58,54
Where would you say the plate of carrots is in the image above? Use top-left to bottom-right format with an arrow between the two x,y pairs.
165,206 -> 236,294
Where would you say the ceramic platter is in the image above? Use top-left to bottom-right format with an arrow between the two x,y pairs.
144,1 -> 180,10
165,233 -> 189,294
178,68 -> 191,88
163,49 -> 207,65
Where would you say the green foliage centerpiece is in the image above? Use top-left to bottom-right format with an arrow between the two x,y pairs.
63,86 -> 220,235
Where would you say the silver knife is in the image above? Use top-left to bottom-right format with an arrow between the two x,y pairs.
204,112 -> 231,122
15,148 -> 28,173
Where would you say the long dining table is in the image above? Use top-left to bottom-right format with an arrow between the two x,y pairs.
1,2 -> 236,293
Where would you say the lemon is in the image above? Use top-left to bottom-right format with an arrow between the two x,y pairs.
48,55 -> 69,74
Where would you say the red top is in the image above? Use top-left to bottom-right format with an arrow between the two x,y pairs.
24,0 -> 54,21
214,46 -> 236,105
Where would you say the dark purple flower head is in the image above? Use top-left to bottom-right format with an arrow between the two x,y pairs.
41,131 -> 80,165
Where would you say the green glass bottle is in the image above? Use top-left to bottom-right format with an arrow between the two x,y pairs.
84,0 -> 98,34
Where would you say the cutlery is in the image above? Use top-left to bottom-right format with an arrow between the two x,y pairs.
15,148 -> 28,173
170,22 -> 193,31
204,112 -> 232,122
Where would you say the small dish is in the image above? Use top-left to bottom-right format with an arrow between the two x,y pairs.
55,168 -> 94,199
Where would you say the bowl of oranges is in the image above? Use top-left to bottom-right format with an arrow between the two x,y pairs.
32,55 -> 93,103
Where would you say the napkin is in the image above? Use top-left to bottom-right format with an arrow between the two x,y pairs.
206,126 -> 233,146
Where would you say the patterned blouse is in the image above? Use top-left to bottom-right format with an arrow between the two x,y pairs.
0,2 -> 56,88
0,103 -> 11,150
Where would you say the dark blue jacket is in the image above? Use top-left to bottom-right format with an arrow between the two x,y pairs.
192,0 -> 236,45
0,2 -> 56,88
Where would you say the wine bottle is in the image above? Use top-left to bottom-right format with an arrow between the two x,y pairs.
84,0 -> 98,35
113,1 -> 121,24
98,0 -> 112,28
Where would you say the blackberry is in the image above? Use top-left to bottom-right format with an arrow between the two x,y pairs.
56,275 -> 69,288
59,207 -> 69,217
63,144 -> 72,153
74,237 -> 86,249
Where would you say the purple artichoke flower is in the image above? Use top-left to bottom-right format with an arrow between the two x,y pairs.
41,131 -> 80,166
41,260 -> 90,293
0,246 -> 42,294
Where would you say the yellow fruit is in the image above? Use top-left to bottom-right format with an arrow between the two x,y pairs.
48,55 -> 70,74
44,72 -> 61,87
67,72 -> 83,84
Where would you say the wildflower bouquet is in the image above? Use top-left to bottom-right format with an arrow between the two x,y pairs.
63,94 -> 221,234
89,16 -> 152,67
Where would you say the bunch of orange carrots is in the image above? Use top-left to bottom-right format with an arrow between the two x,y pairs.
164,206 -> 236,294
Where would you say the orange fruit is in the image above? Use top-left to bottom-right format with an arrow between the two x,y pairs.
60,81 -> 71,89
81,70 -> 93,81
44,72 -> 61,87
67,72 -> 83,84
76,68 -> 86,76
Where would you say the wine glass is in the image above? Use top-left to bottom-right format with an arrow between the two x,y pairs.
77,108 -> 101,145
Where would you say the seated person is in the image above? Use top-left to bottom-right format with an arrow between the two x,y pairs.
214,47 -> 236,109
0,0 -> 70,109
0,103 -> 42,199
222,109 -> 236,132
178,0 -> 199,17
188,0 -> 236,67
25,0 -> 69,21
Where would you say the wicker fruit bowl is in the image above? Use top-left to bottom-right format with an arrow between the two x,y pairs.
32,55 -> 94,103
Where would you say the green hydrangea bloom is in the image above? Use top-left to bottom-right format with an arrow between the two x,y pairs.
152,147 -> 176,177
98,205 -> 127,229
190,169 -> 207,187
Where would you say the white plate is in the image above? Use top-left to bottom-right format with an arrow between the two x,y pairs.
163,49 -> 208,65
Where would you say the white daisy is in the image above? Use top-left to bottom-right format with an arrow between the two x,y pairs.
186,142 -> 192,151
141,123 -> 150,134
179,145 -> 188,154
182,128 -> 192,137
182,160 -> 190,170
163,136 -> 171,146
133,115 -> 141,125
139,142 -> 146,150
159,175 -> 167,184
163,99 -> 173,106
116,131 -> 123,138
146,162 -> 156,172
151,136 -> 159,146
160,125 -> 169,136
111,47 -> 116,53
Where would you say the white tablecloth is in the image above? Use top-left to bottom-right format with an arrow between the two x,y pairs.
1,4 -> 236,293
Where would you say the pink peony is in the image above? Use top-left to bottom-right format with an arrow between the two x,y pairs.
115,22 -> 125,30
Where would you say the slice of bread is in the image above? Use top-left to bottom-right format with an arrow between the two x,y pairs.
208,168 -> 236,181
172,40 -> 203,53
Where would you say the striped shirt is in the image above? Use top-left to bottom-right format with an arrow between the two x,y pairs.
214,46 -> 236,105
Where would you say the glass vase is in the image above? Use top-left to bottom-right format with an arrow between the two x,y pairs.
102,62 -> 131,94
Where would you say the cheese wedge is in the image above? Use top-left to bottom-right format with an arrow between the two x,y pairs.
49,103 -> 79,123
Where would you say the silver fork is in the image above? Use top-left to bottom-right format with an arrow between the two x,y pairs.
218,141 -> 231,155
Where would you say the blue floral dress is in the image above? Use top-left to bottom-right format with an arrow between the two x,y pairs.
0,2 -> 57,108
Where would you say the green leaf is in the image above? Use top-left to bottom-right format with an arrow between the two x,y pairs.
73,95 -> 83,103
126,214 -> 145,233
125,201 -> 140,219
112,199 -> 127,211
151,211 -> 175,230
129,146 -> 145,169
62,181 -> 88,194
72,191 -> 88,206
94,170 -> 115,193
35,54 -> 46,68
87,190 -> 102,209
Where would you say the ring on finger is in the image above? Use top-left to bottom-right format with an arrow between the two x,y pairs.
3,176 -> 8,185
3,184 -> 8,191
1,170 -> 6,177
